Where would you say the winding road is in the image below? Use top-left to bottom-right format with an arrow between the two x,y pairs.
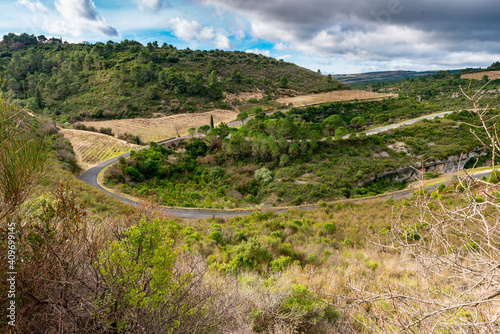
78,110 -> 474,219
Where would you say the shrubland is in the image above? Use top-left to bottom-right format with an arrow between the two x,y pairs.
104,97 -> 490,208
0,33 -> 348,123
2,78 -> 500,333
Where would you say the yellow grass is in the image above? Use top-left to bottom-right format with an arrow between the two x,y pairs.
276,90 -> 394,107
60,129 -> 143,169
460,71 -> 500,80
79,109 -> 239,143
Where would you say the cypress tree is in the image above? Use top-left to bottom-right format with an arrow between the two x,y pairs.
210,115 -> 214,129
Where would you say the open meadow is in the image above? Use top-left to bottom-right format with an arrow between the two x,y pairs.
276,90 -> 394,107
78,109 -> 239,143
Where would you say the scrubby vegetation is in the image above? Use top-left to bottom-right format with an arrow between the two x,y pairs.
0,33 -> 348,123
2,32 -> 500,333
355,64 -> 500,110
105,98 -> 488,208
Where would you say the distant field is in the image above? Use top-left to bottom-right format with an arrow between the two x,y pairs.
461,71 -> 500,80
79,109 -> 239,143
60,129 -> 142,169
276,90 -> 394,107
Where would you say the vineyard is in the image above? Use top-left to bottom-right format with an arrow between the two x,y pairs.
60,129 -> 143,169
78,109 -> 239,142
276,90 -> 394,107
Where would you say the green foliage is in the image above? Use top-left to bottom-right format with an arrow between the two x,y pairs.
0,34 -> 349,120
255,167 -> 273,184
270,256 -> 292,272
229,236 -> 273,271
185,139 -> 208,158
0,100 -> 50,218
350,116 -> 366,129
323,114 -> 346,135
487,171 -> 500,184
198,124 -> 211,134
237,111 -> 248,124
334,126 -> 347,139
96,218 -> 186,330
323,222 -> 337,233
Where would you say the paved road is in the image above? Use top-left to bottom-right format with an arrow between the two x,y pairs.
343,111 -> 455,138
78,110 -> 472,219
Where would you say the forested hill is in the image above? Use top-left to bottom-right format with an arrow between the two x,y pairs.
0,33 -> 349,122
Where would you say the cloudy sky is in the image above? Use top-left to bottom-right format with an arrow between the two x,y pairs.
2,0 -> 499,73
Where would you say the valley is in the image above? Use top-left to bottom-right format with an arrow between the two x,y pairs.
2,32 -> 500,334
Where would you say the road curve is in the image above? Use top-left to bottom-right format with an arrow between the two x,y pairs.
78,110 -> 463,219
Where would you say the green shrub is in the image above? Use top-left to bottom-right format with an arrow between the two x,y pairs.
270,256 -> 292,272
229,236 -> 273,271
323,222 -> 337,233
366,260 -> 378,270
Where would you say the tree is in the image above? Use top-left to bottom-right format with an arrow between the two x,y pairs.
350,116 -> 366,129
187,127 -> 196,137
209,122 -> 230,139
279,76 -> 289,88
223,134 -> 250,160
288,143 -> 300,159
322,115 -> 346,136
255,167 -> 273,184
210,115 -> 214,129
198,124 -> 211,135
334,126 -> 347,139
279,154 -> 290,167
236,112 -> 249,124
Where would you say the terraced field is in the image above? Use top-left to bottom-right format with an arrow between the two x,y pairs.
276,90 -> 394,107
60,129 -> 143,169
79,109 -> 239,143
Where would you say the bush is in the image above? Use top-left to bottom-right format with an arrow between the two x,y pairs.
229,236 -> 273,271
255,167 -> 273,184
270,256 -> 292,272
323,222 -> 337,233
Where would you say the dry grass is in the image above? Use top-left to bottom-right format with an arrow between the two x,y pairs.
460,70 -> 500,80
79,109 -> 239,142
276,90 -> 394,107
60,129 -> 143,169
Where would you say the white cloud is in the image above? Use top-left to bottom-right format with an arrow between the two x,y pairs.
194,0 -> 500,71
245,48 -> 270,57
17,0 -> 47,12
214,33 -> 230,49
47,0 -> 118,37
169,17 -> 231,49
169,17 -> 202,41
135,0 -> 169,11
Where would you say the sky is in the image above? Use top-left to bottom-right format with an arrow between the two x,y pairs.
1,0 -> 500,74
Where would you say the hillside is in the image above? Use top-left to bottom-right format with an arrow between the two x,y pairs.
332,70 -> 439,85
351,65 -> 500,110
4,90 -> 500,332
0,33 -> 349,123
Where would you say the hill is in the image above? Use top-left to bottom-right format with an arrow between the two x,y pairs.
332,70 -> 440,85
350,65 -> 500,111
0,33 -> 349,123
